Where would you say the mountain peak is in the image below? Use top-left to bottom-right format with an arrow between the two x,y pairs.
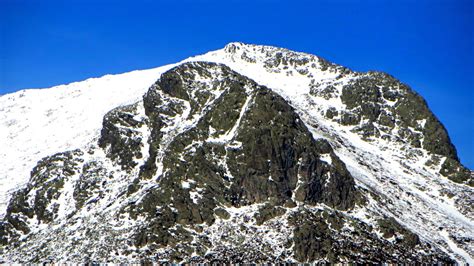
1,44 -> 472,263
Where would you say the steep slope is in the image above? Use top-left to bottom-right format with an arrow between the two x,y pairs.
196,43 -> 474,262
0,43 -> 472,263
0,65 -> 179,215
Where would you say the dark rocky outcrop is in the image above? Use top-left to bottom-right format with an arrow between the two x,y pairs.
1,149 -> 83,245
124,62 -> 359,252
0,60 -> 461,263
340,72 -> 458,159
335,71 -> 470,185
290,209 -> 451,263
99,103 -> 146,170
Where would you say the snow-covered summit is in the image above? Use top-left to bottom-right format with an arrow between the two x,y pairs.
0,43 -> 472,263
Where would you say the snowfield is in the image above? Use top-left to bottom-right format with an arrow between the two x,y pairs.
0,65 -> 180,216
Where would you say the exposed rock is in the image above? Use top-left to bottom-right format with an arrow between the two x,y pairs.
1,44 -> 471,264
99,103 -> 145,170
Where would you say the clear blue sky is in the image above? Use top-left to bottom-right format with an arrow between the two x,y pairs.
1,0 -> 473,168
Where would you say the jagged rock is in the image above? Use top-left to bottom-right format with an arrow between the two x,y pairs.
99,103 -> 146,170
441,157 -> 473,186
1,149 -> 83,244
340,111 -> 361,125
376,217 -> 420,248
0,43 -> 471,264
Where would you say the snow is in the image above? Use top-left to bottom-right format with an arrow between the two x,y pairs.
134,101 -> 152,164
0,64 -> 179,218
181,179 -> 195,189
207,89 -> 252,144
440,230 -> 474,264
319,153 -> 332,165
1,42 -> 472,263
192,43 -> 473,262
189,187 -> 203,204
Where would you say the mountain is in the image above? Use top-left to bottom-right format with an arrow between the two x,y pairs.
0,43 -> 472,263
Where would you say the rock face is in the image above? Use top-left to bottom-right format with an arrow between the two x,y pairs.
0,43 -> 472,263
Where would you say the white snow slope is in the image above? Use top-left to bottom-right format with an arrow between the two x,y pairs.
0,65 -> 181,216
0,42 -> 472,263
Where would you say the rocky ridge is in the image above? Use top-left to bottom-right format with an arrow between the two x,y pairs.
0,43 -> 472,263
